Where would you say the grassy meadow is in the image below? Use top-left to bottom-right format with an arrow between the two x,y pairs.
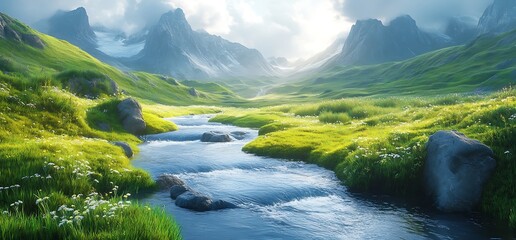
1,10 -> 515,239
0,68 -> 190,238
211,89 -> 516,228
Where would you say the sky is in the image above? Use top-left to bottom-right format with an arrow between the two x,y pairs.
0,0 -> 493,60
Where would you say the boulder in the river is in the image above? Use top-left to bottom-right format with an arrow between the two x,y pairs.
210,200 -> 238,210
112,141 -> 133,158
117,98 -> 146,135
156,174 -> 185,190
175,191 -> 213,212
424,130 -> 496,212
201,131 -> 233,143
230,131 -> 249,140
170,185 -> 191,199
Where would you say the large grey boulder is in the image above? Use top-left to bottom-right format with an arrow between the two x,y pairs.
117,98 -> 146,135
201,131 -> 233,142
175,191 -> 213,212
424,131 -> 496,212
156,174 -> 185,190
112,141 -> 133,158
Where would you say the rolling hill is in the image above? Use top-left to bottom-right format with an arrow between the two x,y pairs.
0,12 -> 243,106
270,29 -> 516,99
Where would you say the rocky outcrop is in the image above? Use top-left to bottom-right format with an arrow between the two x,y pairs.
201,131 -> 233,142
65,76 -> 118,98
424,131 -> 496,212
112,141 -> 133,158
0,13 -> 44,48
188,88 -> 199,97
478,0 -> 516,35
117,98 -> 146,135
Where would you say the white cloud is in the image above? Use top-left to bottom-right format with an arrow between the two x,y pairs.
334,0 -> 492,31
0,0 -> 492,60
164,0 -> 351,59
166,0 -> 234,34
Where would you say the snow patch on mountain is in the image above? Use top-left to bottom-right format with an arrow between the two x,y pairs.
95,31 -> 144,58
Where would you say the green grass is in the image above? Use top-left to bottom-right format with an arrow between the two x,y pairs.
211,88 -> 516,228
0,13 -> 244,107
0,59 -> 182,238
259,30 -> 516,104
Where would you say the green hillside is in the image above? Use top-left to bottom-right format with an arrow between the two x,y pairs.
0,13 -> 243,106
0,12 -> 229,239
271,30 -> 516,99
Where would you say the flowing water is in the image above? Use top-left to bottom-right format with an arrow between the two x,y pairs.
133,115 -> 501,240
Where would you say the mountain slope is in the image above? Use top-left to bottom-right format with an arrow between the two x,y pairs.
478,0 -> 516,35
329,15 -> 452,66
1,12 -> 242,106
127,9 -> 275,80
271,30 -> 516,98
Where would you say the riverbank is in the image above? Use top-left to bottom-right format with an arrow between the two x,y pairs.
210,89 -> 516,230
0,73 -> 189,238
134,115 -> 500,239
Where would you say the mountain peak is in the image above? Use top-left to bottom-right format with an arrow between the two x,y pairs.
38,7 -> 97,49
354,19 -> 383,28
335,14 -> 450,66
389,15 -> 417,28
73,7 -> 87,14
157,8 -> 191,31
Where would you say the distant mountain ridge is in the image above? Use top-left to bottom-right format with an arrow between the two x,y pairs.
329,15 -> 452,66
126,9 -> 275,79
33,7 -> 275,81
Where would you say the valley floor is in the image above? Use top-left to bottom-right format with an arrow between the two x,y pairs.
210,89 -> 516,230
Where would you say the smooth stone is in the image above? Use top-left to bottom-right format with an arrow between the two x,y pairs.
424,130 -> 496,212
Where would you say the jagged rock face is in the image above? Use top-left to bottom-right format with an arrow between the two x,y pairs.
130,9 -> 274,80
41,7 -> 97,49
445,17 -> 477,44
333,15 -> 451,66
478,0 -> 516,35
0,13 -> 44,48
